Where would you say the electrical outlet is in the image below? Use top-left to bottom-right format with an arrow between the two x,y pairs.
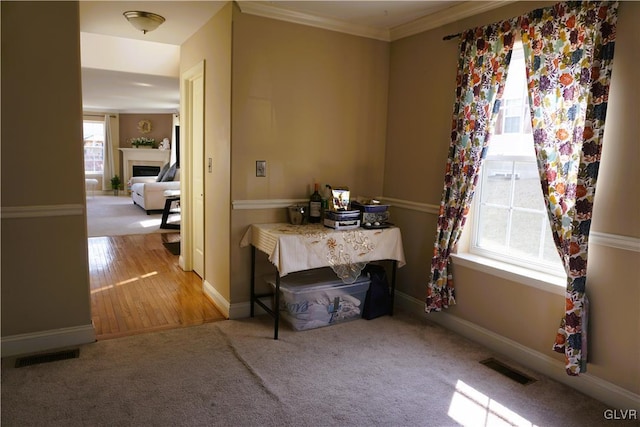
256,160 -> 266,177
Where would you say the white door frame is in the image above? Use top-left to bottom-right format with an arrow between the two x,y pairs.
179,60 -> 205,272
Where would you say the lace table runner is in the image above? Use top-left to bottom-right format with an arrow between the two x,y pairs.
240,223 -> 406,283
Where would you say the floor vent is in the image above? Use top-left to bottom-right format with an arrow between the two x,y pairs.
15,349 -> 80,368
480,358 -> 537,385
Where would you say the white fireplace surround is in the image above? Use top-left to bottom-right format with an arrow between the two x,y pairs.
119,148 -> 170,190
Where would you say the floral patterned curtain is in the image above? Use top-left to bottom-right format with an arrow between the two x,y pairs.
519,1 -> 618,376
427,1 -> 618,376
426,22 -> 517,312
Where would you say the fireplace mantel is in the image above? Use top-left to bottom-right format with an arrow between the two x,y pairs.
119,148 -> 170,190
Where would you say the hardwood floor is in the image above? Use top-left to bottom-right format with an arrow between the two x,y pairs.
88,233 -> 225,340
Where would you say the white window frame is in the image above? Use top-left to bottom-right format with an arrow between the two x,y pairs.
83,120 -> 105,175
470,154 -> 566,277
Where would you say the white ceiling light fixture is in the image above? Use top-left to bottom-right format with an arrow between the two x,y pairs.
123,11 -> 165,34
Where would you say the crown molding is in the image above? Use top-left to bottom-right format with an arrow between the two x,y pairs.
237,1 -> 516,42
237,1 -> 390,41
390,1 -> 517,41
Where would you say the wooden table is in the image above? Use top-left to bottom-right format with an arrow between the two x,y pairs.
240,223 -> 406,339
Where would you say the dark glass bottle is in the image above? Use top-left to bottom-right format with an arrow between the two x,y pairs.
309,183 -> 322,223
321,184 -> 329,220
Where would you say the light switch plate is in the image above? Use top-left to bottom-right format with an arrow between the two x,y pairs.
256,160 -> 266,177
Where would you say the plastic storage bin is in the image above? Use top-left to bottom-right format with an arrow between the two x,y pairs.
266,267 -> 370,331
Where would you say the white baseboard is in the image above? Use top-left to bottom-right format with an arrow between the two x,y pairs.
228,301 -> 250,319
203,280 -> 230,319
228,299 -> 270,319
1,324 -> 96,358
202,280 -> 270,320
394,291 -> 640,412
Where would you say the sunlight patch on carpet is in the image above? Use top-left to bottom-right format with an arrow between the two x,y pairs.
448,380 -> 538,427
139,219 -> 162,228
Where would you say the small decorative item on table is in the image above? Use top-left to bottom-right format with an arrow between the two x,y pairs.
323,186 -> 360,229
352,199 -> 391,228
323,209 -> 360,230
287,204 -> 307,225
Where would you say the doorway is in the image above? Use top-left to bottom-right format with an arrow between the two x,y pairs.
179,60 -> 206,277
88,233 -> 224,340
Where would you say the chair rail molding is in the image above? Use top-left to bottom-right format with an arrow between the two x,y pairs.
232,199 -> 308,210
1,204 -> 84,219
232,197 -> 639,253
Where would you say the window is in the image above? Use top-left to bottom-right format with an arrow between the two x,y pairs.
471,42 -> 564,275
83,120 -> 105,174
493,46 -> 532,136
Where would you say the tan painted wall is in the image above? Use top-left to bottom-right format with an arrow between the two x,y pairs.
1,0 -> 636,400
229,5 -> 390,304
385,1 -> 639,394
180,3 -> 232,302
119,113 -> 173,148
1,2 -> 92,336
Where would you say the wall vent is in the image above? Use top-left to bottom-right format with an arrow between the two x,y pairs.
480,357 -> 537,385
15,349 -> 80,368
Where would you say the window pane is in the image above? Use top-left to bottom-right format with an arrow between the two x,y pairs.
513,162 -> 543,209
477,206 -> 509,250
509,211 -> 544,258
503,116 -> 520,133
84,145 -> 103,173
84,121 -> 105,174
482,161 -> 513,206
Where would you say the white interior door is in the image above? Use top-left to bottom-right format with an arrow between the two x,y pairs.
191,75 -> 205,277
180,61 -> 205,278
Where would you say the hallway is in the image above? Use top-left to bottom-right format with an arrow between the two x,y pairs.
88,233 -> 225,340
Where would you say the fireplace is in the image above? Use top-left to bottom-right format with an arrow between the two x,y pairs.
118,148 -> 171,193
133,165 -> 161,177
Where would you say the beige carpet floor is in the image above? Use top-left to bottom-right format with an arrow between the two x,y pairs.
2,311 -> 631,427
86,194 -> 177,237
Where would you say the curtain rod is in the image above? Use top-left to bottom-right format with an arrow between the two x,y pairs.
442,32 -> 461,41
84,114 -> 117,118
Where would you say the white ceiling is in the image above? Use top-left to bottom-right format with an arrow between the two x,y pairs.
80,1 -> 505,114
80,1 -> 227,46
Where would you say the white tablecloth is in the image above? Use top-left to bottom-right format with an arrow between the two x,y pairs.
240,223 -> 406,282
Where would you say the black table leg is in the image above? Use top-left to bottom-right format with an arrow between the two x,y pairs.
250,246 -> 256,318
249,246 -> 280,340
390,260 -> 397,316
274,273 -> 280,340
160,197 -> 180,229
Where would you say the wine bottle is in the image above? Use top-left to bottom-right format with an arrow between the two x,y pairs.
309,183 -> 322,223
321,184 -> 329,220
